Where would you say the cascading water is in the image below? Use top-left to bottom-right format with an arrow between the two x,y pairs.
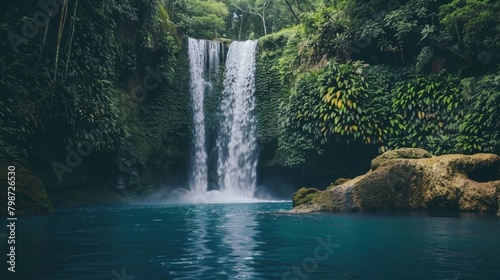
216,40 -> 259,198
184,39 -> 259,202
187,38 -> 221,194
208,41 -> 221,79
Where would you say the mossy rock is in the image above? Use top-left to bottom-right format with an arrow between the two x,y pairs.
0,161 -> 53,215
292,187 -> 320,207
327,178 -> 352,189
291,152 -> 500,213
371,148 -> 432,170
355,161 -> 418,211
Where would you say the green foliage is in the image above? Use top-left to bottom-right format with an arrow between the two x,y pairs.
255,47 -> 282,141
125,31 -> 188,167
141,1 -> 181,48
0,162 -> 53,215
60,13 -> 126,151
297,0 -> 499,72
167,0 -> 229,39
1,0 -> 499,193
455,69 -> 500,153
286,62 -> 368,144
258,0 -> 500,172
360,64 -> 404,152
276,130 -> 318,167
384,68 -> 499,155
282,61 -> 403,152
302,7 -> 351,62
257,26 -> 320,167
101,0 -> 138,21
0,30 -> 45,157
279,69 -> 323,166
292,187 -> 319,207
383,0 -> 434,42
389,72 -> 462,154
228,0 -> 324,38
0,0 -> 190,184
440,0 -> 500,49
260,26 -> 306,82
270,42 -> 498,167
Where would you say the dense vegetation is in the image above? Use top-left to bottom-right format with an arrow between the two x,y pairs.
255,0 -> 500,170
0,0 -> 498,205
0,0 -> 190,194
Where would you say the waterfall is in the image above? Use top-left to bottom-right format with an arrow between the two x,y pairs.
185,39 -> 259,202
216,40 -> 259,198
208,41 -> 221,79
187,38 -> 221,193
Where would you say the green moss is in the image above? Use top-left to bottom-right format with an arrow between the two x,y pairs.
256,26 -> 313,167
126,43 -> 190,167
292,187 -> 320,207
256,28 -> 297,143
255,49 -> 282,142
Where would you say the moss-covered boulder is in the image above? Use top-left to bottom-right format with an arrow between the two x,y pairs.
371,148 -> 431,170
292,187 -> 320,207
0,161 -> 53,215
290,149 -> 500,213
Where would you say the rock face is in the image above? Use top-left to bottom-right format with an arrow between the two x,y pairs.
0,161 -> 53,215
291,149 -> 500,213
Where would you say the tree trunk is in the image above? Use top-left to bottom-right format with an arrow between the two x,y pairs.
65,0 -> 78,79
53,0 -> 68,86
39,6 -> 55,58
261,13 -> 266,36
284,0 -> 300,23
171,1 -> 175,22
239,13 -> 244,40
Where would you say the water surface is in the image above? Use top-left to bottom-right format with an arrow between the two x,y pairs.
4,202 -> 500,279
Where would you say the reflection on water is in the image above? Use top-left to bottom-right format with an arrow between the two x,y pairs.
220,205 -> 260,278
169,206 -> 213,279
168,204 -> 261,279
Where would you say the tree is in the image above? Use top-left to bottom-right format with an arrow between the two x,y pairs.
167,0 -> 229,39
231,0 -> 272,36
